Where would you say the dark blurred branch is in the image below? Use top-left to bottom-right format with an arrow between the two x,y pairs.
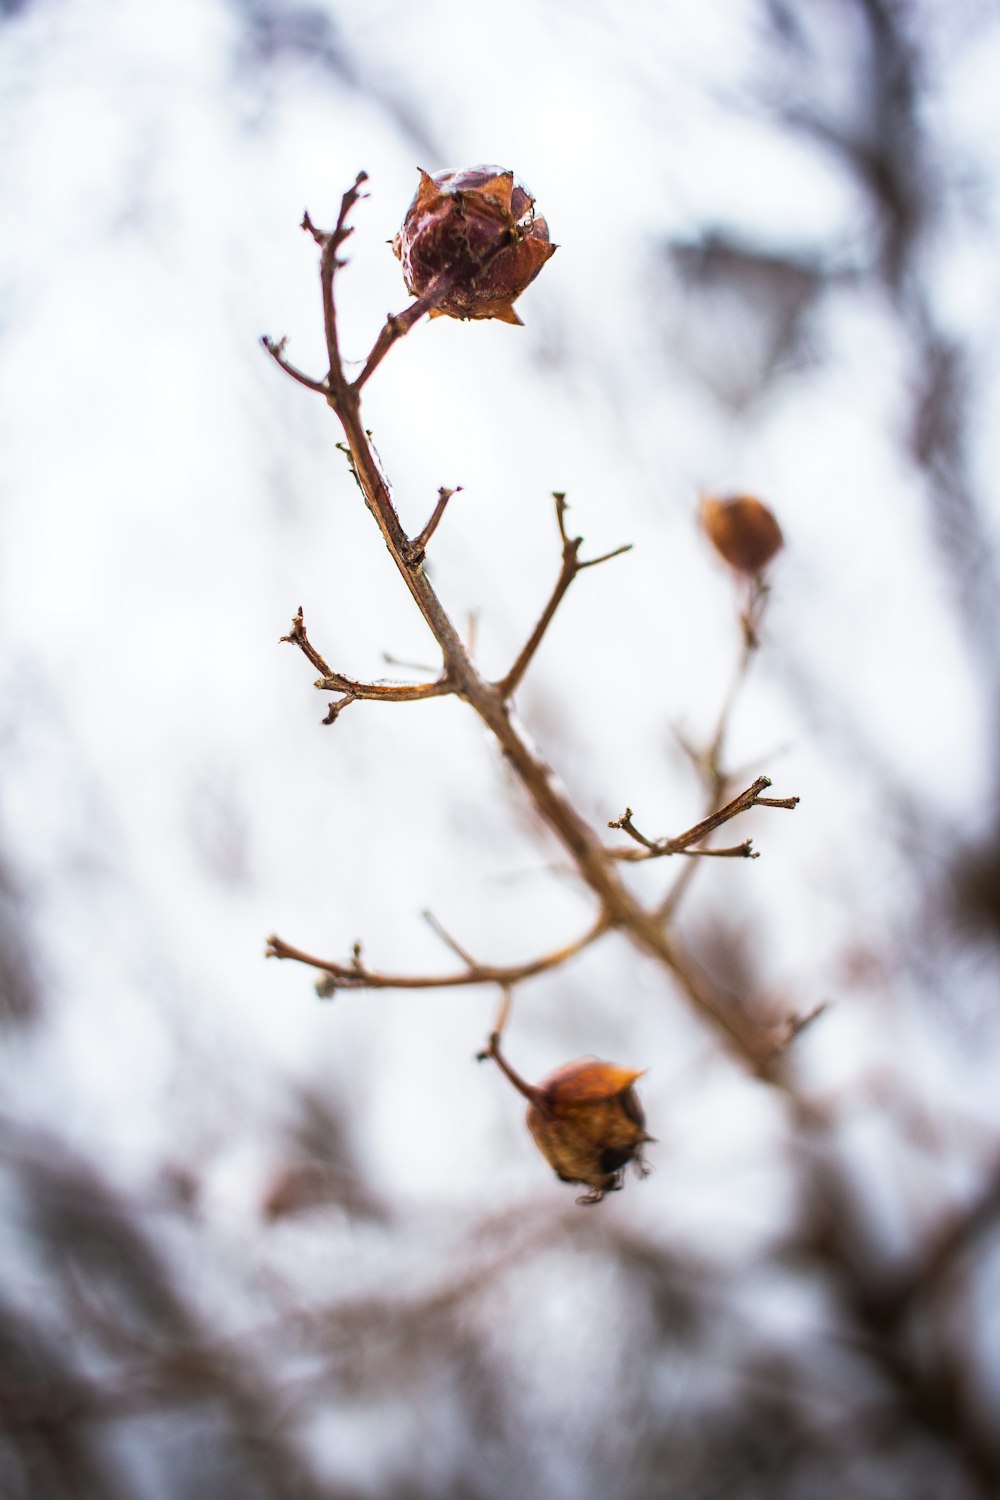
795,1143 -> 1000,1496
767,0 -> 1000,733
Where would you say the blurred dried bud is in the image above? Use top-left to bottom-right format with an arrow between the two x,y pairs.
526,1058 -> 652,1204
393,165 -> 556,325
700,493 -> 784,575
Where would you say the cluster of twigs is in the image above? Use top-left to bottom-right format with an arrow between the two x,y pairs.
263,171 -> 801,1071
259,170 -> 1000,1495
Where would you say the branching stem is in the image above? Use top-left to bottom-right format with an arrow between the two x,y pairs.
498,493 -> 631,699
609,776 -> 798,862
266,913 -> 610,995
265,176 -> 803,1070
281,607 -> 450,711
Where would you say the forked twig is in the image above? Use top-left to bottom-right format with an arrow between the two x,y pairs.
266,912 -> 610,996
308,172 -> 369,401
498,493 -> 631,699
281,607 -> 451,713
609,776 -> 799,862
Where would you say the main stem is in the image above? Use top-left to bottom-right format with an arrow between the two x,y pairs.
334,392 -> 764,1067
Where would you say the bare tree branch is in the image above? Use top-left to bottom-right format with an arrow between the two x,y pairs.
265,176 -> 804,1077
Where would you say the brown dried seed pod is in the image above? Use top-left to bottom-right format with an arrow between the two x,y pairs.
392,165 -> 556,325
701,494 -> 784,576
525,1058 -> 653,1205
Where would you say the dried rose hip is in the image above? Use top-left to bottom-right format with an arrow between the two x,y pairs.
701,494 -> 784,576
393,165 -> 556,325
525,1058 -> 652,1204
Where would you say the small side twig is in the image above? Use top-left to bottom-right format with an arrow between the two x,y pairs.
498,493 -> 631,699
260,336 -> 329,395
352,273 -> 459,392
608,776 -> 798,861
422,908 -> 479,969
419,906 -> 521,1074
281,608 -> 451,714
281,606 -> 334,678
353,222 -> 530,394
659,580 -> 783,919
322,695 -> 357,725
408,487 -> 462,565
304,171 -> 369,402
266,912 -> 610,996
477,1020 -> 539,1104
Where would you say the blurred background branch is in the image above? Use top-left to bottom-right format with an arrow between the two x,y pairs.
1,0 -> 999,1496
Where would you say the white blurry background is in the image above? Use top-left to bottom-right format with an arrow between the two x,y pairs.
2,2 -> 1000,1497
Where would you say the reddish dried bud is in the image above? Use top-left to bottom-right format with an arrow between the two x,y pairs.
393,165 -> 556,325
700,494 -> 784,576
526,1058 -> 652,1204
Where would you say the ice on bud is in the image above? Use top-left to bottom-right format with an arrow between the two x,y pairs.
525,1058 -> 652,1204
393,165 -> 556,325
700,494 -> 784,576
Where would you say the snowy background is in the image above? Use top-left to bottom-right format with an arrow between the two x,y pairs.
2,1 -> 1000,1496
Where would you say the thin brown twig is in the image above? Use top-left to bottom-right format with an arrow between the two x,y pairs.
410,487 -> 462,562
422,909 -> 479,968
608,776 -> 798,862
266,913 -> 611,995
477,1026 -> 539,1103
260,337 -> 329,395
498,493 -> 632,699
352,273 -> 459,392
280,607 -> 334,677
304,171 -> 368,402
421,915 -> 521,1066
315,676 -> 452,704
352,221 -> 532,394
281,607 -> 451,707
658,580 -> 773,920
491,985 -> 513,1041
